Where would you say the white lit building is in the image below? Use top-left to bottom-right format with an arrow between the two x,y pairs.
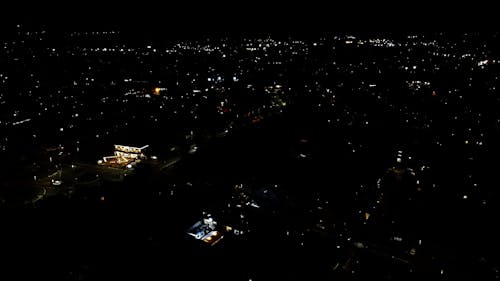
98,144 -> 149,167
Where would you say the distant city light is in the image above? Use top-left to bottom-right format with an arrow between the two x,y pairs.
0,32 -> 496,278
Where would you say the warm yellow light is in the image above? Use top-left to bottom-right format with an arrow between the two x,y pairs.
365,212 -> 370,221
154,87 -> 161,95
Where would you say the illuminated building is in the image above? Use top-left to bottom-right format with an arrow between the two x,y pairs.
98,144 -> 149,168
186,217 -> 225,246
